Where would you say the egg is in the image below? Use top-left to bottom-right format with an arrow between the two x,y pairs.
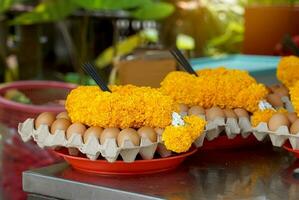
100,128 -> 120,144
137,127 -> 157,142
233,108 -> 249,118
56,111 -> 70,120
179,104 -> 189,113
206,107 -> 225,121
223,109 -> 237,119
273,86 -> 289,97
290,119 -> 299,134
268,113 -> 290,131
266,93 -> 284,107
154,127 -> 164,135
117,128 -> 140,147
50,118 -> 71,134
66,122 -> 86,139
188,106 -> 205,116
83,127 -> 103,143
35,112 -> 56,129
287,112 -> 298,124
269,84 -> 280,93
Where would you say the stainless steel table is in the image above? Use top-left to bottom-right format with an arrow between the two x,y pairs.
22,145 -> 299,200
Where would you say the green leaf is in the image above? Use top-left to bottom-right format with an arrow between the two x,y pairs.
71,0 -> 146,10
176,34 -> 195,50
70,0 -> 102,9
10,0 -> 78,25
95,33 -> 143,68
131,2 -> 174,20
0,0 -> 14,13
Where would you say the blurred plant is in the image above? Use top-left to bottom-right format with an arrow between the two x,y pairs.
95,28 -> 159,69
0,0 -> 174,83
202,0 -> 245,56
159,0 -> 245,57
5,0 -> 174,24
247,0 -> 299,5
176,33 -> 195,50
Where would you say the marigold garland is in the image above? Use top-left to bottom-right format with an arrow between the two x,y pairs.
162,115 -> 206,153
277,56 -> 299,88
251,109 -> 276,127
251,108 -> 287,127
65,85 -> 177,129
160,67 -> 268,112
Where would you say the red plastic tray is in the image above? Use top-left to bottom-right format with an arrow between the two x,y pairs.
283,142 -> 299,158
200,134 -> 260,150
54,147 -> 197,175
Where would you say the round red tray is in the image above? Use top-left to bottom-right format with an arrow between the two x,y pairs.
200,134 -> 260,150
283,142 -> 299,158
54,147 -> 197,175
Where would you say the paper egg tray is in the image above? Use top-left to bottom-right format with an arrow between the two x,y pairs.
281,96 -> 294,112
18,118 -> 207,163
253,122 -> 299,150
270,95 -> 294,112
193,115 -> 252,147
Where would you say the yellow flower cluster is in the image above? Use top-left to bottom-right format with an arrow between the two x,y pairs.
251,109 -> 276,127
251,108 -> 287,127
160,67 -> 268,112
162,115 -> 206,153
277,56 -> 299,88
65,85 -> 177,129
290,81 -> 299,116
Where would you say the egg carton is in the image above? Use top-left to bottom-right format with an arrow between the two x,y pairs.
253,122 -> 299,149
18,118 -> 206,162
203,116 -> 252,142
281,96 -> 294,112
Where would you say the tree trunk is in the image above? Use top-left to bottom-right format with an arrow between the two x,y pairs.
17,24 -> 43,80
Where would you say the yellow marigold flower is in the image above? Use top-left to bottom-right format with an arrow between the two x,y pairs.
251,109 -> 276,127
277,108 -> 288,113
183,115 -> 206,140
234,84 -> 268,113
251,108 -> 287,127
65,85 -> 177,129
159,71 -> 201,106
277,56 -> 299,88
160,67 -> 268,112
290,81 -> 299,116
162,115 -> 206,153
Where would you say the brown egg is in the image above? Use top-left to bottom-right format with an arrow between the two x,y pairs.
66,123 -> 86,139
56,111 -> 70,120
35,112 -> 56,129
266,93 -> 284,107
100,128 -> 120,144
268,113 -> 290,131
269,84 -> 280,93
188,106 -> 205,116
83,127 -> 103,143
137,127 -> 157,142
206,107 -> 225,121
273,86 -> 289,97
290,119 -> 299,134
234,108 -> 249,118
287,112 -> 299,124
179,104 -> 189,113
154,127 -> 164,135
265,86 -> 272,93
223,109 -> 237,119
50,118 -> 71,134
117,128 -> 140,147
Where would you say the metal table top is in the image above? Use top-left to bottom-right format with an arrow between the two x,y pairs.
23,145 -> 299,200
